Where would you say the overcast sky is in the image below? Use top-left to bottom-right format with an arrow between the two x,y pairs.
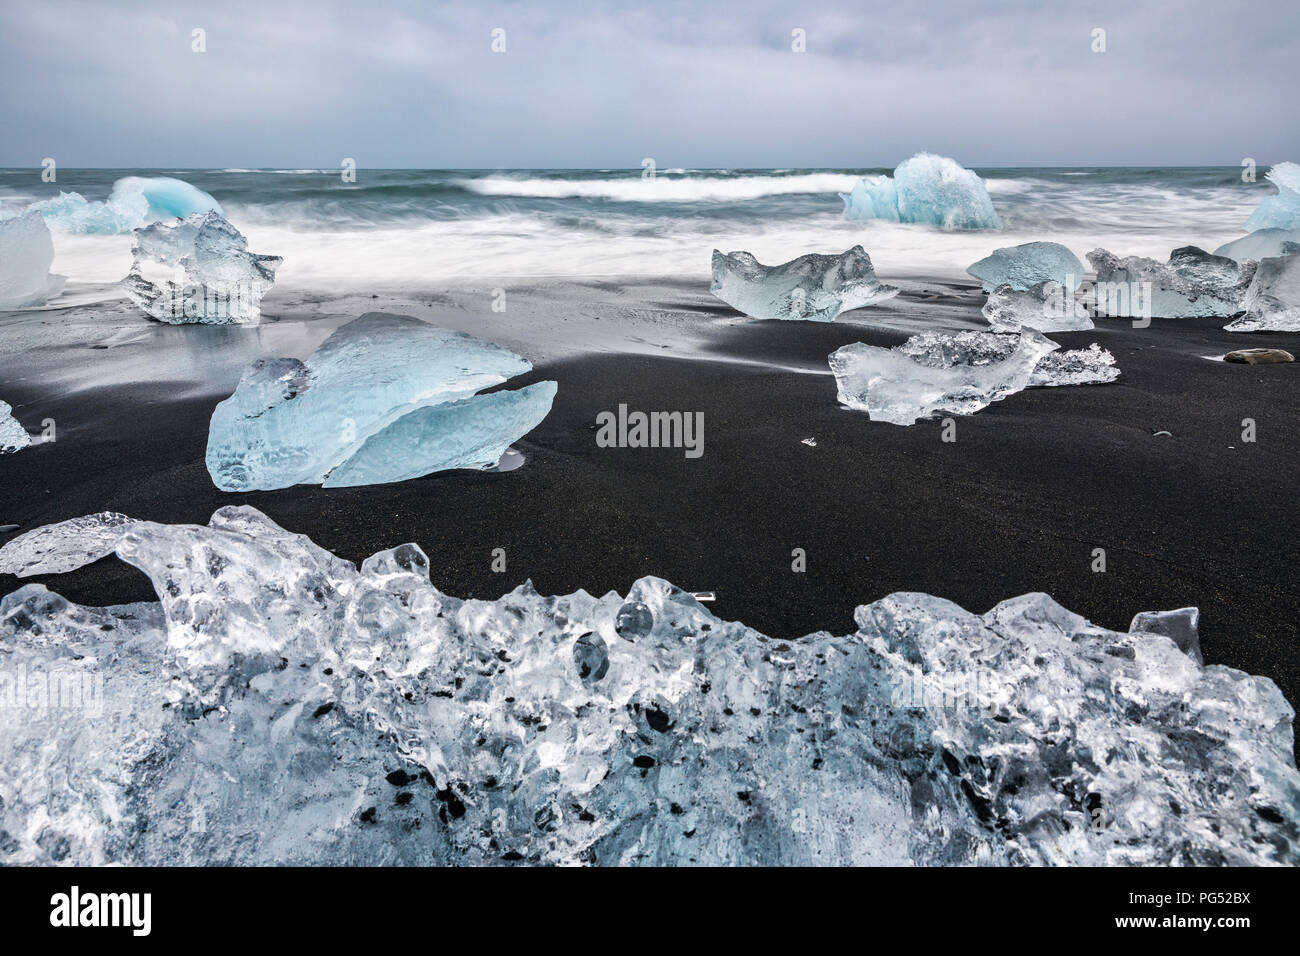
2,0 -> 1297,169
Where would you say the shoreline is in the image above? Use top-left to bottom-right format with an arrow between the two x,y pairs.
2,279 -> 1299,720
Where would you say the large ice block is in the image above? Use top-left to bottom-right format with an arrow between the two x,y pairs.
0,211 -> 66,309
0,506 -> 1294,865
967,241 -> 1084,292
206,313 -> 556,490
1214,228 -> 1300,262
1225,253 -> 1300,332
841,153 -> 1001,230
1087,245 -> 1255,318
0,400 -> 30,453
1245,162 -> 1300,232
31,176 -> 222,235
829,329 -> 1059,425
122,211 -> 281,324
710,245 -> 898,321
982,281 -> 1094,332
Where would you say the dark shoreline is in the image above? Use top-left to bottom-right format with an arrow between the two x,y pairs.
2,296 -> 1299,724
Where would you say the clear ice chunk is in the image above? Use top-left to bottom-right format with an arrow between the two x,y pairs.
1029,343 -> 1119,387
1130,607 -> 1203,666
829,329 -> 1058,425
0,400 -> 31,454
0,512 -> 137,574
1214,228 -> 1300,262
1087,245 -> 1255,318
967,241 -> 1084,292
841,153 -> 1001,230
0,211 -> 66,309
1225,253 -> 1300,332
30,176 -> 222,235
122,211 -> 281,324
0,506 -> 1295,865
1245,162 -> 1300,232
206,313 -> 556,491
710,245 -> 897,321
982,281 -> 1095,332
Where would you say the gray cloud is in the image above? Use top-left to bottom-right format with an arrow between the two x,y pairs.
2,0 -> 1296,167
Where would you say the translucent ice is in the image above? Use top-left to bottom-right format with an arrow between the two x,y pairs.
122,211 -> 281,324
1245,162 -> 1300,232
31,176 -> 222,235
829,330 -> 1058,425
1130,607 -> 1202,666
1215,228 -> 1300,262
967,241 -> 1084,292
206,313 -> 556,490
1029,343 -> 1119,387
710,245 -> 898,321
0,211 -> 66,309
982,281 -> 1095,333
1225,253 -> 1300,332
841,153 -> 1001,230
0,507 -> 1295,865
0,401 -> 31,454
1087,246 -> 1255,318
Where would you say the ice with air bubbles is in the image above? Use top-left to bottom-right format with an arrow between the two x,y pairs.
122,211 -> 281,324
710,245 -> 897,321
0,506 -> 1295,865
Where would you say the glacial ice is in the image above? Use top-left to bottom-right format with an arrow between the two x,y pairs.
1215,228 -> 1300,262
1029,343 -> 1119,387
122,211 -> 281,324
1225,253 -> 1300,332
1245,162 -> 1300,232
967,241 -> 1084,292
831,331 -> 1119,424
206,313 -> 557,490
829,330 -> 1058,425
1130,607 -> 1202,666
0,211 -> 66,310
1087,246 -> 1256,318
982,281 -> 1094,333
841,153 -> 1001,230
30,176 -> 222,235
0,401 -> 30,454
0,506 -> 1295,865
710,245 -> 898,322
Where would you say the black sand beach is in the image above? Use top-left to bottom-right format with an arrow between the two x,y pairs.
2,279 -> 1299,717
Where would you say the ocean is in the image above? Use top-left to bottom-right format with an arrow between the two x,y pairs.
0,166 -> 1269,289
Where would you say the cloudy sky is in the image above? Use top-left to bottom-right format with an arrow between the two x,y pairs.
2,0 -> 1296,168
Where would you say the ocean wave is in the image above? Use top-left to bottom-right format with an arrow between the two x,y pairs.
457,173 -> 862,202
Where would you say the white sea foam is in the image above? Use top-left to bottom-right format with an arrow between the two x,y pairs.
457,173 -> 863,202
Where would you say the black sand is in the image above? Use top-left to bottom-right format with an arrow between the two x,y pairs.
2,288 -> 1299,720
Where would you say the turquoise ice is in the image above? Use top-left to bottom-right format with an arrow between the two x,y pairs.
841,153 -> 1001,230
206,313 -> 557,490
1245,162 -> 1300,232
31,176 -> 222,234
1215,228 -> 1300,262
